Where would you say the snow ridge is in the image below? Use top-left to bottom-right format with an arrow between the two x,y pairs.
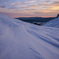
43,17 -> 59,28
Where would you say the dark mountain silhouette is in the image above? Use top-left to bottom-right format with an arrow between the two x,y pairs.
16,17 -> 55,25
56,14 -> 59,18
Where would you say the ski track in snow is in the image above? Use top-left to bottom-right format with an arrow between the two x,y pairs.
0,13 -> 59,59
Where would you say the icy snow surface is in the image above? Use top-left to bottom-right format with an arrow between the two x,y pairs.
43,17 -> 59,28
0,13 -> 59,59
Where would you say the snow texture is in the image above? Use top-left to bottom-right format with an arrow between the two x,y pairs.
43,17 -> 59,28
0,13 -> 59,59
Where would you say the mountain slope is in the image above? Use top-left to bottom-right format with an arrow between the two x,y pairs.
43,17 -> 59,28
0,13 -> 59,59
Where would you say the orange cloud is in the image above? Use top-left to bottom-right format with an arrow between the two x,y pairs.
24,1 -> 36,4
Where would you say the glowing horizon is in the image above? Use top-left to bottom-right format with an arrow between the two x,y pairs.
0,0 -> 59,18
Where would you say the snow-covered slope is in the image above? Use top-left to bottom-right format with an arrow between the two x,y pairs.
0,13 -> 59,59
43,17 -> 59,28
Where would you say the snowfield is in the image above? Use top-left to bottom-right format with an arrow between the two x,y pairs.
43,17 -> 59,28
0,13 -> 59,59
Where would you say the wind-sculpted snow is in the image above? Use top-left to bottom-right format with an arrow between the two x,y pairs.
43,17 -> 59,28
0,13 -> 59,59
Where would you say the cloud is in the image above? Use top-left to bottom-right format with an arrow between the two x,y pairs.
34,12 -> 43,14
11,1 -> 36,6
10,0 -> 59,11
25,9 -> 36,10
18,4 -> 39,9
2,0 -> 11,3
0,11 -> 35,18
0,6 -> 6,8
11,2 -> 22,6
9,7 -> 18,9
19,5 -> 28,8
24,1 -> 36,4
0,0 -> 59,18
29,4 -> 39,7
45,1 -> 59,11
52,1 -> 59,6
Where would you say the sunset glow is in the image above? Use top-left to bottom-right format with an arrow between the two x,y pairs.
0,0 -> 59,18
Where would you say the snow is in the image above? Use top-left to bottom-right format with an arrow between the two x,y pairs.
0,13 -> 59,59
43,17 -> 59,28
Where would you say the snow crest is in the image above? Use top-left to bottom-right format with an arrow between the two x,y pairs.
43,17 -> 59,28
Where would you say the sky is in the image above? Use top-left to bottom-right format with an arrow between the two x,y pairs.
0,0 -> 59,18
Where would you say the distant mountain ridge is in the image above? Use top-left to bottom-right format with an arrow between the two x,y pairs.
16,17 -> 55,23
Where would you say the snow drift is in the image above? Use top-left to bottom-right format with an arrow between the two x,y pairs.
0,13 -> 59,59
43,17 -> 59,28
